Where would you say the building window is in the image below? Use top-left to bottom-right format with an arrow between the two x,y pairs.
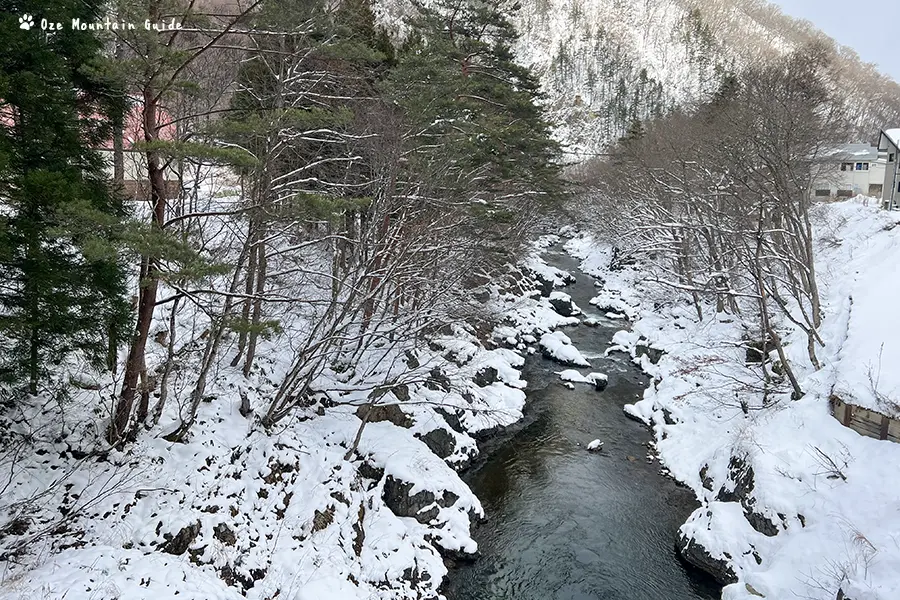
856,163 -> 868,171
890,153 -> 895,162
814,189 -> 831,197
837,189 -> 853,198
840,162 -> 853,171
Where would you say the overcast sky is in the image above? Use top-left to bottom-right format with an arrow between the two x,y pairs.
773,0 -> 900,82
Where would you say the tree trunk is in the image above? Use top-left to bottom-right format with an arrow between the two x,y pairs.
232,219 -> 257,366
108,70 -> 166,444
150,295 -> 180,427
242,221 -> 267,377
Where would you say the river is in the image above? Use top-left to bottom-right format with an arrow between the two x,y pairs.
445,248 -> 721,600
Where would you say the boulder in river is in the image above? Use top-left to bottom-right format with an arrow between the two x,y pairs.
588,373 -> 608,391
540,331 -> 590,367
548,291 -> 579,317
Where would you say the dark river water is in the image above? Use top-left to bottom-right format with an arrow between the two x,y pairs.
445,249 -> 721,600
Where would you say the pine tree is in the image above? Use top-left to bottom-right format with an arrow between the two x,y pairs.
385,0 -> 562,251
0,1 -> 131,395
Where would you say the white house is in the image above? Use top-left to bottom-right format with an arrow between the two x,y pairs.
878,129 -> 900,210
97,105 -> 180,201
98,148 -> 180,201
810,143 -> 885,201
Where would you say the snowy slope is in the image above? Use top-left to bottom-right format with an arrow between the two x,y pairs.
567,199 -> 900,599
379,0 -> 900,156
512,0 -> 900,156
0,221 -> 580,600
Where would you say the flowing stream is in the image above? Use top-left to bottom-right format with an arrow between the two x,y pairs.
445,249 -> 721,600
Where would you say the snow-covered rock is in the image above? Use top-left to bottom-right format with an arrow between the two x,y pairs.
558,369 -> 608,390
548,291 -> 581,317
540,331 -> 590,367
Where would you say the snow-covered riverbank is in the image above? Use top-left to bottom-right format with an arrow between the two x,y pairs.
0,243 -> 579,600
567,199 -> 900,600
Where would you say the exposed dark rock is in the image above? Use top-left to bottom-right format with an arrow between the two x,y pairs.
529,267 -> 576,298
352,504 -> 365,557
313,506 -> 335,532
745,338 -> 777,363
676,530 -> 738,585
592,376 -> 608,392
401,564 -> 432,589
439,491 -> 459,508
716,456 -> 781,537
382,476 -> 442,525
416,427 -> 456,460
624,409 -> 647,425
715,456 -> 751,503
745,506 -> 779,537
213,523 -> 236,546
357,461 -> 384,484
404,350 -> 420,369
699,464 -> 714,492
392,384 -> 410,403
538,278 -> 554,297
549,296 -> 576,317
426,367 -> 451,392
661,407 -> 677,425
436,408 -> 465,433
635,341 -> 664,364
219,562 -> 266,592
355,403 -> 413,428
443,346 -> 472,366
473,366 -> 499,387
161,522 -> 200,555
417,504 -> 439,523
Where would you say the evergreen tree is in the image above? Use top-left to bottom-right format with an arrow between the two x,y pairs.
0,0 -> 131,395
620,117 -> 645,145
386,0 -> 562,254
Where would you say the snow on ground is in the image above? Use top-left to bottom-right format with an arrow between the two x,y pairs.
0,233 -> 581,599
568,200 -> 900,600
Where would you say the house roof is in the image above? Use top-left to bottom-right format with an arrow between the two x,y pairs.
825,143 -> 880,162
879,129 -> 900,152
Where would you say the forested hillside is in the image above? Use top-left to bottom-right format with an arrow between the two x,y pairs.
489,0 -> 900,155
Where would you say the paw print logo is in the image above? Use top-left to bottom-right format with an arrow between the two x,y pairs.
19,14 -> 34,30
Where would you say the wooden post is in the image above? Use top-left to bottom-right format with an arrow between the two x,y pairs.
880,415 -> 890,440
